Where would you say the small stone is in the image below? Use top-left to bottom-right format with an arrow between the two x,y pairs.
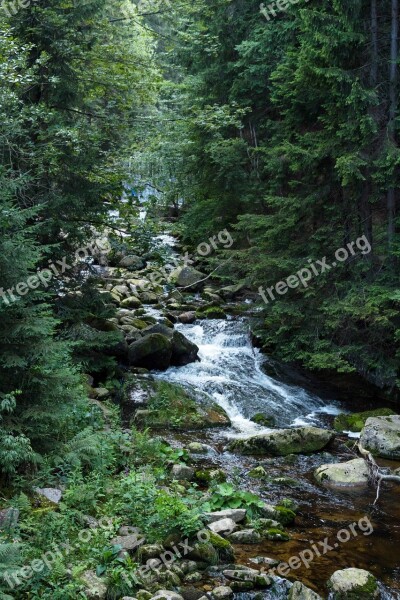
211,586 -> 233,600
288,581 -> 323,600
185,572 -> 203,583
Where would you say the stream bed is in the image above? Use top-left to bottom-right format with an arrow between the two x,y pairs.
153,317 -> 400,598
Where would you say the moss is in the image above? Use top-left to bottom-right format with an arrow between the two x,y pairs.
248,466 -> 267,479
266,528 -> 290,541
250,413 -> 276,427
334,408 -> 396,432
273,506 -> 296,525
208,531 -> 232,550
195,306 -> 227,320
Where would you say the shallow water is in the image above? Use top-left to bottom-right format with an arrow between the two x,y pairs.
155,317 -> 400,598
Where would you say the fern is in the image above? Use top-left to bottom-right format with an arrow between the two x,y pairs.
0,542 -> 22,600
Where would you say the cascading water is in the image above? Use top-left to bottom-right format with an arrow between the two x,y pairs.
156,318 -> 341,438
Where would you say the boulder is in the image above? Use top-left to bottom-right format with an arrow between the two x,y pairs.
119,255 -> 146,270
187,442 -> 208,454
171,266 -> 206,289
171,331 -> 199,366
228,427 -> 334,456
142,324 -> 173,339
120,296 -> 142,309
250,413 -> 276,427
138,544 -> 164,561
33,487 -> 62,504
208,518 -> 237,536
81,570 -> 107,599
211,587 -> 233,600
204,509 -> 247,524
228,529 -> 261,544
360,415 -> 400,459
110,532 -> 145,552
327,568 -> 380,599
171,464 -> 195,480
128,334 -> 172,370
288,581 -> 323,600
178,312 -> 197,324
315,458 -> 369,487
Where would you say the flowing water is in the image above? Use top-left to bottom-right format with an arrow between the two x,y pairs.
153,317 -> 400,598
157,318 -> 342,437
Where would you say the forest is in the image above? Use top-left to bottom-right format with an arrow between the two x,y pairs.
0,0 -> 399,599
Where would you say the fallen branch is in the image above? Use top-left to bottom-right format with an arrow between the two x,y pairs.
356,442 -> 400,504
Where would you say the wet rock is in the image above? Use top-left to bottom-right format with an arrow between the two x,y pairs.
171,464 -> 195,480
33,487 -> 62,504
228,427 -> 334,456
360,415 -> 400,460
265,529 -> 290,541
171,331 -> 199,366
228,529 -> 261,544
187,542 -> 218,564
248,556 -> 280,567
223,568 -> 271,588
260,504 -> 296,525
211,586 -> 233,599
314,458 -> 369,487
288,581 -> 322,599
128,334 -> 172,370
81,570 -> 107,599
142,324 -> 173,338
187,442 -> 208,454
204,509 -> 247,524
179,312 -> 197,324
195,468 -> 226,484
208,518 -> 237,536
140,291 -> 159,304
250,413 -> 276,427
136,592 -> 152,600
327,568 -> 380,599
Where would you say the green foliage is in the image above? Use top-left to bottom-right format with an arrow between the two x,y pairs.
203,483 -> 264,517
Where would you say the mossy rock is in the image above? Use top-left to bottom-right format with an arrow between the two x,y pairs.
195,306 -> 227,320
248,466 -> 267,479
265,528 -> 290,541
250,413 -> 276,427
208,532 -> 234,561
195,469 -> 226,484
327,568 -> 380,599
334,408 -> 396,433
273,506 -> 296,526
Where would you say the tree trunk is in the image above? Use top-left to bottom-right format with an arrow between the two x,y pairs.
387,0 -> 399,247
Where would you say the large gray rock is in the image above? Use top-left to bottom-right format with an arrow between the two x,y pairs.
33,487 -> 62,504
171,464 -> 195,480
81,570 -> 107,599
360,415 -> 400,459
208,518 -> 237,536
171,331 -> 199,366
0,508 -> 19,530
119,255 -> 146,270
171,266 -> 206,289
314,458 -> 369,487
204,509 -> 247,524
228,427 -> 334,456
288,581 -> 322,600
128,334 -> 172,370
228,529 -> 261,544
327,568 -> 380,599
110,533 -> 145,552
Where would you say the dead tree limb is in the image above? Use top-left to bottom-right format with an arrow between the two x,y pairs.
356,442 -> 400,504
